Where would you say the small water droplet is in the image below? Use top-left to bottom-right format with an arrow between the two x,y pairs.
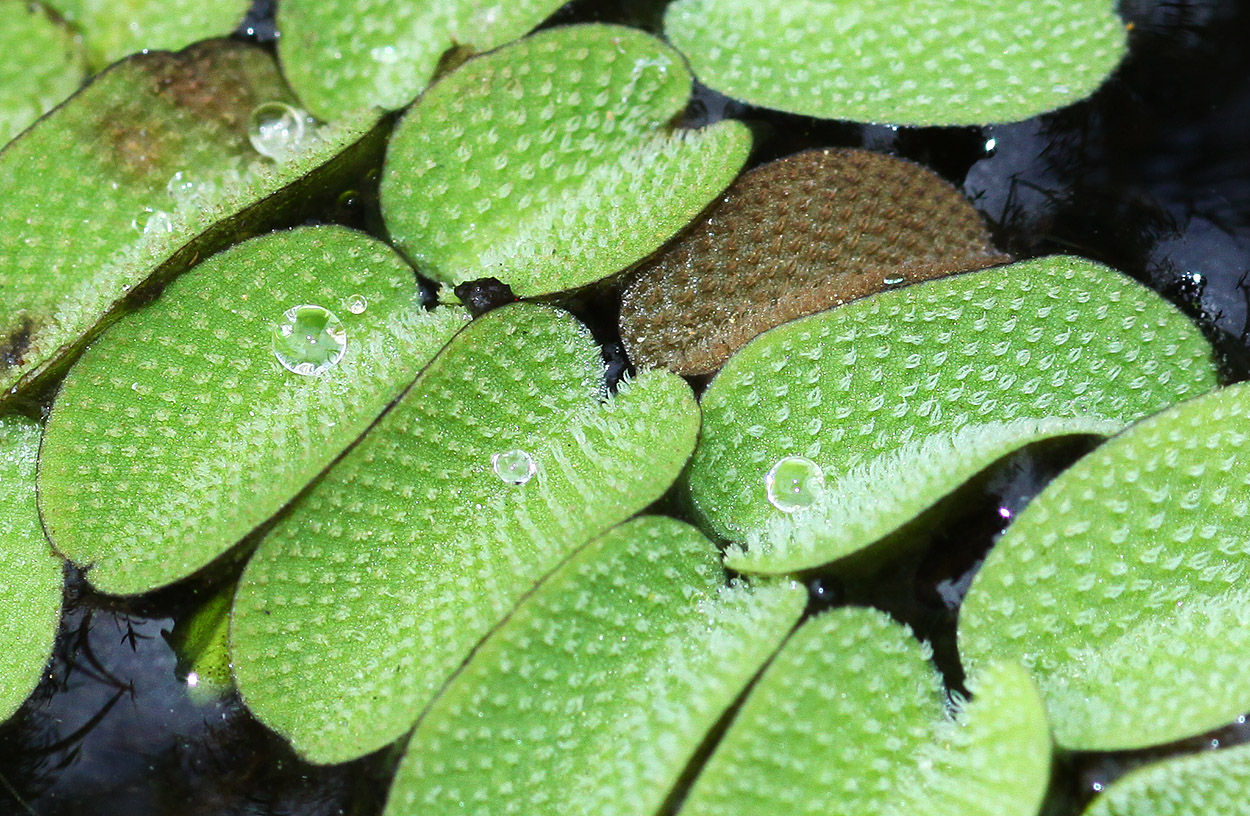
132,208 -> 173,235
492,449 -> 536,485
249,102 -> 309,161
765,456 -> 825,512
883,275 -> 906,286
272,305 -> 347,376
166,170 -> 198,205
345,294 -> 368,315
370,44 -> 400,64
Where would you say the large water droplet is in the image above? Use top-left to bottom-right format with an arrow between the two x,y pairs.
492,449 -> 536,485
765,456 -> 825,512
272,305 -> 347,376
166,170 -> 199,205
345,294 -> 368,315
249,102 -> 309,161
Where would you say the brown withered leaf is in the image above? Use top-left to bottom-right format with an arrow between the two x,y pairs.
619,148 -> 1009,376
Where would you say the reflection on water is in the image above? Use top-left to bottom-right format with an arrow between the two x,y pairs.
0,571 -> 394,816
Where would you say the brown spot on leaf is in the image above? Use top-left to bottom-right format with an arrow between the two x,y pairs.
1,317 -> 35,368
620,148 -> 1011,376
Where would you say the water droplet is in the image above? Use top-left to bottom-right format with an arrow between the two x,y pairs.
249,102 -> 309,161
883,275 -> 906,286
370,45 -> 400,64
272,305 -> 347,376
492,449 -> 536,485
132,208 -> 174,235
765,456 -> 825,512
345,294 -> 368,315
166,170 -> 198,205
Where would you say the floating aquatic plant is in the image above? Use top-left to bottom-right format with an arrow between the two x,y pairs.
620,148 -> 1008,375
231,303 -> 700,763
0,0 -> 86,145
277,0 -> 566,120
38,226 -> 467,595
381,23 -> 752,297
960,383 -> 1250,752
0,39 -> 383,399
684,256 -> 1218,575
383,516 -> 805,816
664,0 -> 1130,126
0,414 -> 62,723
44,0 -> 250,70
678,606 -> 1050,816
1080,743 -> 1250,816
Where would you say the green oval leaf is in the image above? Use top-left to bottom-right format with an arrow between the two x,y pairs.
0,0 -> 86,145
380,24 -> 752,298
685,256 -> 1218,575
678,606 -> 1050,816
383,516 -> 805,816
620,147 -> 1008,376
38,226 -> 468,595
277,0 -> 566,121
0,39 -> 383,399
1081,743 -> 1250,816
1,415 -> 63,723
960,383 -> 1250,751
46,0 -> 249,69
231,303 -> 701,763
664,0 -> 1129,126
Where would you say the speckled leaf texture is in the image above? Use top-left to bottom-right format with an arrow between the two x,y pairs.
678,607 -> 1050,816
38,226 -> 468,595
278,0 -> 566,121
45,0 -> 250,69
384,516 -> 805,816
0,1 -> 86,145
664,0 -> 1129,126
0,415 -> 63,723
1081,744 -> 1250,816
381,24 -> 753,297
685,256 -> 1218,575
960,383 -> 1250,752
231,304 -> 701,764
620,148 -> 1009,376
0,39 -> 382,399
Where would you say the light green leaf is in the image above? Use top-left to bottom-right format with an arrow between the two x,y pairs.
0,0 -> 86,145
163,585 -> 234,704
960,383 -> 1250,751
1081,743 -> 1250,816
46,0 -> 249,70
38,226 -> 468,595
277,0 -> 566,121
684,256 -> 1218,575
620,147 -> 1008,376
0,415 -> 63,723
380,24 -> 752,298
383,516 -> 806,816
665,0 -> 1129,126
679,607 -> 1050,816
0,39 -> 383,399
231,303 -> 701,764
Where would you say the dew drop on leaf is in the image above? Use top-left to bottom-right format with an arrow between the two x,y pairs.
765,456 -> 824,513
131,208 -> 174,235
345,294 -> 368,315
272,304 -> 347,376
491,448 -> 536,485
249,102 -> 309,161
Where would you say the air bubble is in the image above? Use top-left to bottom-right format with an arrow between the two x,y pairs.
345,294 -> 368,315
249,102 -> 310,161
272,305 -> 347,376
492,449 -> 536,485
765,456 -> 825,512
